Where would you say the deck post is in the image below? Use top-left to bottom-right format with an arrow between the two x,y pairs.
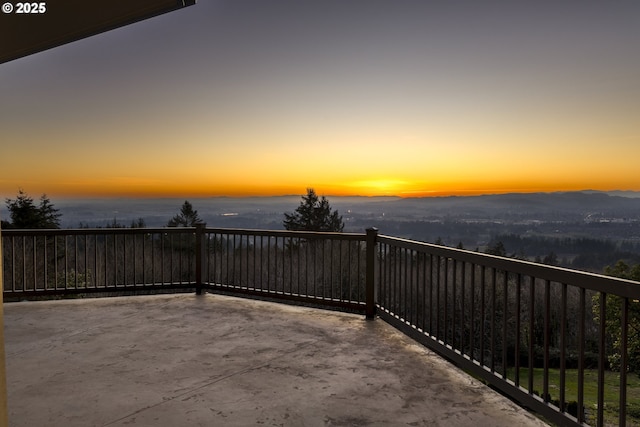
365,227 -> 378,320
195,223 -> 206,295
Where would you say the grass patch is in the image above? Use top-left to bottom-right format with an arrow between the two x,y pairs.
508,368 -> 640,426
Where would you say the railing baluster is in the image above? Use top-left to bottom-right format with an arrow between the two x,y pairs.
514,273 -> 521,387
377,243 -> 382,309
268,235 -> 272,291
96,234 -> 100,288
597,292 -> 606,426
64,235 -> 69,289
138,233 -> 142,287
239,233 -> 244,288
123,234 -> 127,287
22,236 -> 26,291
43,235 -> 48,289
10,236 -> 15,292
480,265 -> 486,367
104,233 -> 109,286
235,232 -> 239,286
416,252 -> 427,333
75,235 -> 79,288
324,239 -> 330,299
85,234 -> 90,288
32,235 -> 37,290
280,236 -> 284,293
413,250 -> 419,328
393,248 -> 402,316
452,259 -> 457,350
397,247 -> 400,317
273,234 -> 277,292
543,279 -> 550,403
387,246 -> 393,313
386,243 -> 391,312
490,267 -> 496,373
260,235 -> 264,290
168,234 -> 173,285
404,248 -> 408,322
298,237 -> 302,295
359,240 -> 363,303
502,270 -> 508,378
578,287 -> 585,423
287,236 -> 292,294
304,236 -> 308,295
443,257 -> 448,344
470,263 -> 475,359
227,233 -> 232,286
348,239 -> 352,302
405,249 -> 415,325
560,282 -> 567,413
436,255 -> 441,341
453,261 -> 466,354
393,247 -> 398,316
620,296 -> 628,427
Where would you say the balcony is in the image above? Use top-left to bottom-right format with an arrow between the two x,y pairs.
3,226 -> 640,426
5,292 -> 548,426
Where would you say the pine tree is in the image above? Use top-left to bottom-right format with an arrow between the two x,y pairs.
167,200 -> 202,227
37,194 -> 61,228
4,189 -> 61,228
283,188 -> 344,232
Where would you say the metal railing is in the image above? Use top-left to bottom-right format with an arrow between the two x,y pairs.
1,225 -> 368,312
2,226 -> 639,426
2,227 -> 199,295
376,233 -> 640,427
200,227 -> 367,311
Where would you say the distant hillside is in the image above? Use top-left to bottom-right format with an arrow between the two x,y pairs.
382,191 -> 640,222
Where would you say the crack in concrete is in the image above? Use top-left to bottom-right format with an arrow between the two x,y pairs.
102,339 -> 318,426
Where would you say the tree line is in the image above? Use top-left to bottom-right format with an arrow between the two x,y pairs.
1,190 -> 61,229
3,188 -> 344,232
1,190 -> 205,230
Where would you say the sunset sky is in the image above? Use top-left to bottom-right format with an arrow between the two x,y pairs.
1,1 -> 639,199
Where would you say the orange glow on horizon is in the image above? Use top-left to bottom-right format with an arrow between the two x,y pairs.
4,177 -> 638,200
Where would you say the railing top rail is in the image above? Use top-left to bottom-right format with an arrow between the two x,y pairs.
378,234 -> 640,298
1,226 -> 367,241
0,227 -> 195,236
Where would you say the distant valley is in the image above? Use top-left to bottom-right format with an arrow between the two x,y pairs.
3,190 -> 640,273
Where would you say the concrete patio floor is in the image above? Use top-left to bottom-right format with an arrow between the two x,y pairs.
4,293 -> 549,426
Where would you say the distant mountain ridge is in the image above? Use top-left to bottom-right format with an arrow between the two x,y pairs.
586,190 -> 640,198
